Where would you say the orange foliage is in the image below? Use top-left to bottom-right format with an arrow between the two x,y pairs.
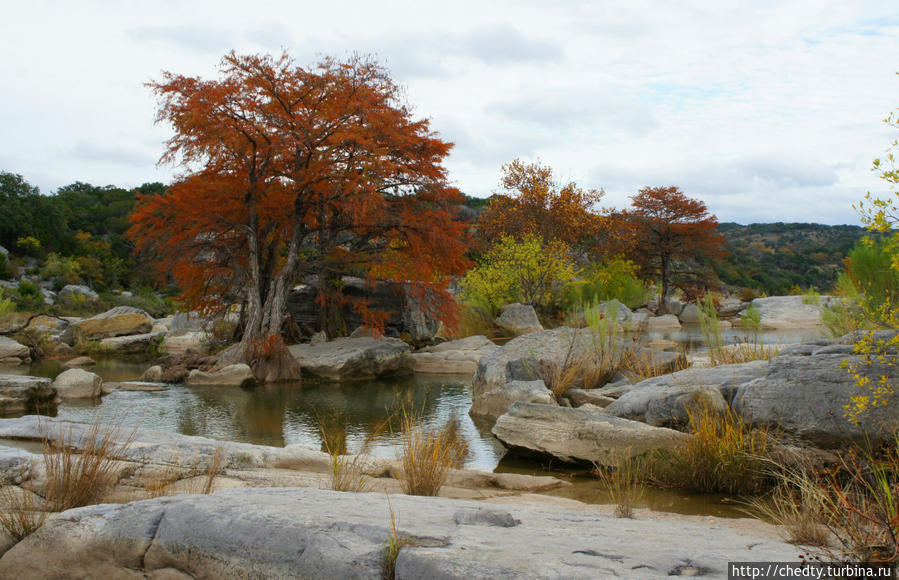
477,159 -> 606,247
616,186 -> 725,305
129,51 -> 471,376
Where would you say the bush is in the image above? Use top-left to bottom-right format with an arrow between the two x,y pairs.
41,253 -> 82,287
845,237 -> 899,308
15,279 -> 44,312
460,234 -> 576,314
0,252 -> 9,280
567,259 -> 649,310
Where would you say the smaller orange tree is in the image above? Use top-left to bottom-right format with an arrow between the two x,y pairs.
617,186 -> 725,308
477,159 -> 606,248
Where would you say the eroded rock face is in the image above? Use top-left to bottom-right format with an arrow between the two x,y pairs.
493,402 -> 688,466
0,487 -> 798,579
495,303 -> 543,335
99,331 -> 164,354
411,335 -> 498,375
0,376 -> 57,414
606,361 -> 770,428
72,306 -> 153,341
52,368 -> 102,399
288,336 -> 412,381
472,379 -> 558,421
733,352 -> 899,447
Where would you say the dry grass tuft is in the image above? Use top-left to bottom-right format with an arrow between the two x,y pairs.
640,398 -> 773,495
382,503 -> 415,579
594,458 -> 644,518
746,480 -> 830,547
41,415 -> 136,512
0,486 -> 47,540
319,412 -> 390,493
397,410 -> 467,496
142,446 -> 226,498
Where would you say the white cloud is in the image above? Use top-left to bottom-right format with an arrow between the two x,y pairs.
0,0 -> 896,224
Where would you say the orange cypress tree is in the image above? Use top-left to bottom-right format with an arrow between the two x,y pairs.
477,158 -> 606,247
130,52 -> 470,381
619,186 -> 725,308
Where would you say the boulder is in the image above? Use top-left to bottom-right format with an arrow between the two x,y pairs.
170,311 -> 209,333
472,379 -> 557,420
0,337 -> 29,360
495,303 -> 543,335
57,284 -> 98,302
99,331 -> 164,354
72,306 -> 153,341
140,365 -> 164,382
61,356 -> 95,369
0,375 -> 57,414
493,402 -> 689,466
23,314 -> 69,334
0,487 -> 799,580
187,363 -> 256,387
717,297 -> 746,319
606,361 -> 769,427
411,335 -> 498,374
678,303 -> 701,324
288,336 -> 412,381
733,352 -> 899,447
647,314 -> 681,331
747,295 -> 830,329
163,331 -> 207,354
52,368 -> 103,399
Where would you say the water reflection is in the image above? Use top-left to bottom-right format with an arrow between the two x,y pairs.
18,366 -> 507,471
646,324 -> 827,354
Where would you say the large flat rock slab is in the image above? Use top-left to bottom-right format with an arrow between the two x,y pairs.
747,295 -> 831,329
288,336 -> 413,381
411,335 -> 498,374
0,487 -> 799,579
492,402 -> 688,466
71,306 -> 153,342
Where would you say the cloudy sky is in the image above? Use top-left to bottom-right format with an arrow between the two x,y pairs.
1,1 -> 897,224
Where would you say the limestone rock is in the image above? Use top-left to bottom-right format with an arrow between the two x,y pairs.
472,379 -> 557,421
0,337 -> 29,360
747,295 -> 830,329
678,303 -> 701,324
495,303 -> 543,335
99,331 -> 164,354
187,363 -> 256,387
411,335 -> 498,374
565,388 -> 615,408
73,306 -> 153,341
0,375 -> 57,414
647,314 -> 681,331
0,487 -> 798,579
61,356 -> 95,369
288,336 -> 412,381
163,331 -> 207,354
733,352 -> 899,447
57,284 -> 99,302
52,368 -> 103,399
140,365 -> 164,382
492,402 -> 688,466
606,361 -> 769,427
106,381 -> 170,392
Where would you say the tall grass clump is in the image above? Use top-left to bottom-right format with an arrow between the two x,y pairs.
745,472 -> 830,547
0,487 -> 46,540
41,415 -> 136,512
319,411 -> 389,493
595,458 -> 644,518
699,296 -> 774,366
397,410 -> 468,496
641,397 -> 773,495
382,503 -> 416,580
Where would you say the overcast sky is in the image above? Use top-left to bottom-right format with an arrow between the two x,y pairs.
1,1 -> 897,224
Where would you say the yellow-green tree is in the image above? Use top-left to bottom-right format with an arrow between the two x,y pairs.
845,107 -> 899,421
460,234 -> 576,313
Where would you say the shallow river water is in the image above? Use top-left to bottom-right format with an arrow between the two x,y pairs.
0,325 -> 828,518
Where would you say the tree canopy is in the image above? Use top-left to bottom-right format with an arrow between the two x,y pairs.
129,51 -> 470,381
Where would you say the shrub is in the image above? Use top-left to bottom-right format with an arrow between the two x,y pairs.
15,279 -> 44,312
460,234 -> 576,313
41,253 -> 81,287
567,259 -> 649,310
0,252 -> 9,280
738,287 -> 760,302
